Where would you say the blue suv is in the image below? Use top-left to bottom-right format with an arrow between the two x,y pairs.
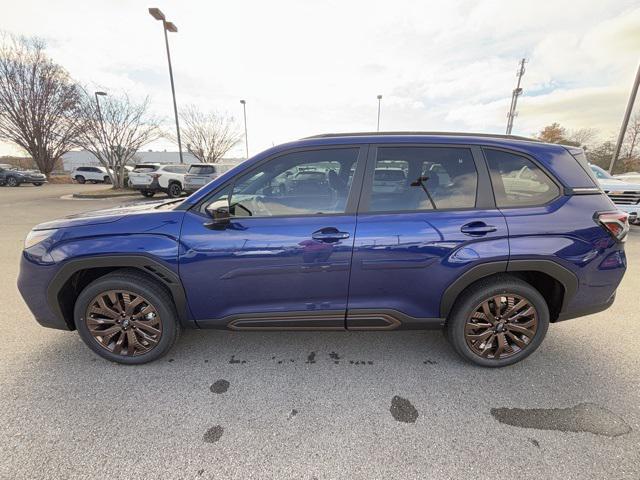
18,133 -> 629,367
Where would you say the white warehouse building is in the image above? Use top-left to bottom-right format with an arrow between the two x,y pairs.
61,150 -> 245,171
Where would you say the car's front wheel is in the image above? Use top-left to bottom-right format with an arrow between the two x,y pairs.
74,270 -> 180,364
75,175 -> 86,184
6,176 -> 19,187
141,190 -> 155,198
446,276 -> 549,367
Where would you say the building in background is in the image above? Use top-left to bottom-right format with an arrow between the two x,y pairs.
61,150 -> 245,171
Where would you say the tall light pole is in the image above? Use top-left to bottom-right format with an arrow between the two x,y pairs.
149,7 -> 184,164
609,63 -> 640,173
506,58 -> 527,135
376,94 -> 382,132
94,91 -> 108,143
240,99 -> 248,158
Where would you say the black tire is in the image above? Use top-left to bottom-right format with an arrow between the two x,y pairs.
6,176 -> 19,187
167,182 -> 182,198
446,275 -> 549,368
141,190 -> 156,198
33,182 -> 43,186
74,269 -> 180,365
103,176 -> 112,184
75,175 -> 86,184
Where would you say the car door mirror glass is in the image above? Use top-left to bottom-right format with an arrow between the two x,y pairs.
205,198 -> 231,228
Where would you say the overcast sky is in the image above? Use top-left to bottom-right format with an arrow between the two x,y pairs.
1,0 -> 639,158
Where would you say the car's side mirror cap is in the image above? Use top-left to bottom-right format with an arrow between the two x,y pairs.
204,204 -> 231,229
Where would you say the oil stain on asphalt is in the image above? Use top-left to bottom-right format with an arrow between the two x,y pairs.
390,396 -> 419,423
210,379 -> 230,394
203,425 -> 224,443
491,403 -> 631,437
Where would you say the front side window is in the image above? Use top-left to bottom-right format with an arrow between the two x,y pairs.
366,147 -> 478,212
485,149 -> 560,207
204,148 -> 360,217
189,165 -> 216,175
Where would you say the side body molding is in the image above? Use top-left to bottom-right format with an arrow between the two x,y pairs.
47,255 -> 191,327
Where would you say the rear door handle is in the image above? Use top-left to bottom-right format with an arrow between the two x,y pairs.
312,228 -> 350,242
460,222 -> 497,236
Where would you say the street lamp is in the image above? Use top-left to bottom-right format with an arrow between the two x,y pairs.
376,94 -> 382,132
149,7 -> 184,164
240,99 -> 248,158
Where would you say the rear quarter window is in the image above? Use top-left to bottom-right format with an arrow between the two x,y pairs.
484,149 -> 560,208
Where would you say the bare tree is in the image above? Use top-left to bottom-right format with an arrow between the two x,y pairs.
0,35 -> 83,177
567,128 -> 598,148
179,105 -> 242,163
75,93 -> 161,188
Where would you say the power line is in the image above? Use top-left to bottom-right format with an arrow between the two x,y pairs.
506,58 -> 527,135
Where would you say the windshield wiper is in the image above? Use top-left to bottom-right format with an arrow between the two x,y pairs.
410,175 -> 437,210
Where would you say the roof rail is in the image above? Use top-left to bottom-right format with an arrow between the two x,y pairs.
303,131 -> 541,142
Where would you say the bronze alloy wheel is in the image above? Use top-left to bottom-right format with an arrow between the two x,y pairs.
464,294 -> 538,360
85,290 -> 163,356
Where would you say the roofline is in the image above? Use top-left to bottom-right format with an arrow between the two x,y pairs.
303,131 -> 541,143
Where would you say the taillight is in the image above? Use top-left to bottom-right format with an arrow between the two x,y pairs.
150,173 -> 161,179
596,211 -> 629,242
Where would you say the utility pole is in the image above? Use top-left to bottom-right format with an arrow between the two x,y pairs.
609,63 -> 640,173
376,95 -> 383,132
240,99 -> 248,158
506,58 -> 527,135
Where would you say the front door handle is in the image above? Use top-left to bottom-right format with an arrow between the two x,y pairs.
312,228 -> 350,242
460,222 -> 497,236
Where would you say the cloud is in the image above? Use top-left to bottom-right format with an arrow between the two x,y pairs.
1,0 -> 639,157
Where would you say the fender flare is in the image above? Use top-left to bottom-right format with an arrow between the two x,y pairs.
47,255 -> 190,327
439,259 -> 578,318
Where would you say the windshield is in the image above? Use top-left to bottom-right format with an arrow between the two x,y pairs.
590,165 -> 613,180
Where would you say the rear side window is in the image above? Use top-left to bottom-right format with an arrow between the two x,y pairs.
484,149 -> 560,207
133,165 -> 158,172
366,147 -> 478,212
163,165 -> 188,174
189,165 -> 216,175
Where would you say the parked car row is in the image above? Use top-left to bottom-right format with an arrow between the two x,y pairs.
590,164 -> 640,224
0,164 -> 47,187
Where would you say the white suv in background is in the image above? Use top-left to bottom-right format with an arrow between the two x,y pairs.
128,164 -> 188,198
71,166 -> 112,184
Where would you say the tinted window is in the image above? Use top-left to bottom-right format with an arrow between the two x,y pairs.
189,165 -> 216,175
133,165 -> 158,172
163,165 -> 188,174
485,149 -> 560,207
366,147 -> 477,211
590,165 -> 612,180
205,148 -> 359,217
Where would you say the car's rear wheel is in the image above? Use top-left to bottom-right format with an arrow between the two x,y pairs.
74,270 -> 180,364
167,182 -> 182,198
103,176 -> 111,184
75,175 -> 86,184
33,182 -> 43,186
141,190 -> 155,198
446,276 -> 549,367
6,176 -> 19,187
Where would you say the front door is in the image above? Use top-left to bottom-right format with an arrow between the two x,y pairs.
346,144 -> 509,329
179,146 -> 367,329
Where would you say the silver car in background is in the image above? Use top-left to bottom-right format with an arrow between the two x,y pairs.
591,164 -> 640,224
184,163 -> 234,194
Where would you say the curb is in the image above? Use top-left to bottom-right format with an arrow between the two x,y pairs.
72,190 -> 139,199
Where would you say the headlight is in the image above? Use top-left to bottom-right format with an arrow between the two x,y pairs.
24,229 -> 57,249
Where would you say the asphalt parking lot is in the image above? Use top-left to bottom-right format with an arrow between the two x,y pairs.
1,184 -> 639,479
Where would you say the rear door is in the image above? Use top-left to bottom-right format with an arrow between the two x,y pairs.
179,146 -> 367,329
346,144 -> 509,329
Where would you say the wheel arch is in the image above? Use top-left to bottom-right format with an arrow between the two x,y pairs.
48,255 -> 190,330
440,260 -> 578,322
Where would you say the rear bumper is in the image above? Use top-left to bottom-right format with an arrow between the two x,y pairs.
130,178 -> 162,192
556,292 -> 616,322
17,176 -> 47,184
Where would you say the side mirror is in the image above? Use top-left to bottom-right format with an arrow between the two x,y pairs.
204,203 -> 231,229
